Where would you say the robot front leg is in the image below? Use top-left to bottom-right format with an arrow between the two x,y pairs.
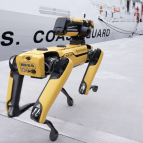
6,71 -> 34,117
6,71 -> 24,117
6,56 -> 34,117
79,48 -> 103,95
30,57 -> 73,141
61,88 -> 74,106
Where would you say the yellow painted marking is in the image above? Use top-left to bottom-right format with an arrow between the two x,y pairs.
36,104 -> 40,108
8,102 -> 12,106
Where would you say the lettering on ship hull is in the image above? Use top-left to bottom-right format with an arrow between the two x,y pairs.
0,29 -> 110,46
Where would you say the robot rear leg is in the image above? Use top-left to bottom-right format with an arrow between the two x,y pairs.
79,48 -> 103,95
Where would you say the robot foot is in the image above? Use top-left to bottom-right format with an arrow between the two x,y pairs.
61,88 -> 74,106
44,120 -> 59,141
90,85 -> 98,92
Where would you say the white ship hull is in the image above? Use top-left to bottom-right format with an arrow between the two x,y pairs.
0,0 -> 143,60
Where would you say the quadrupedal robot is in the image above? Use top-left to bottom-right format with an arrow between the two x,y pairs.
6,17 -> 103,141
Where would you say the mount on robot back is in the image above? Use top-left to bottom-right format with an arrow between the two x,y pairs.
54,17 -> 94,45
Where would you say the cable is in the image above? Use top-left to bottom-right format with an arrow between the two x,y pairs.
103,21 -> 132,33
104,22 -> 132,34
99,18 -> 132,34
105,22 -> 140,35
103,20 -> 134,33
106,22 -> 141,35
102,18 -> 141,35
44,62 -> 50,73
105,21 -> 140,35
98,18 -> 141,35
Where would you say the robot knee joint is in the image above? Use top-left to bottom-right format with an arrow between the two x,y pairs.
30,103 -> 42,123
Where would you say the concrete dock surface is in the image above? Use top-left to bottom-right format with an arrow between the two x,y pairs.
0,36 -> 143,143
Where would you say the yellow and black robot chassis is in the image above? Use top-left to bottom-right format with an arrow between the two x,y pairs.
6,17 -> 103,141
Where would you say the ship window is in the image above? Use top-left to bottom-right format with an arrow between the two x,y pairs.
127,0 -> 130,12
39,6 -> 70,17
133,1 -> 135,8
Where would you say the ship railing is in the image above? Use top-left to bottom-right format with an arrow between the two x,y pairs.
90,0 -> 137,22
94,7 -> 136,22
119,12 -> 136,22
95,9 -> 136,22
90,0 -> 107,6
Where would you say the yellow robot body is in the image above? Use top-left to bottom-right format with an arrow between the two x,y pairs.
16,44 -> 91,77
6,16 -> 103,142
